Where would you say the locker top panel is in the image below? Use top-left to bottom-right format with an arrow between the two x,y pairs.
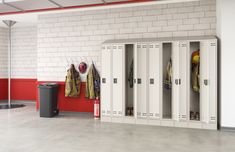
102,36 -> 217,44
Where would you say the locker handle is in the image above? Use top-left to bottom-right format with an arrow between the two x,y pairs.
150,78 -> 154,84
113,78 -> 118,84
102,78 -> 106,84
175,79 -> 178,85
179,79 -> 181,85
137,78 -> 142,84
204,79 -> 208,86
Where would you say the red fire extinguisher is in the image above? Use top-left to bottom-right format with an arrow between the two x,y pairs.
94,97 -> 100,119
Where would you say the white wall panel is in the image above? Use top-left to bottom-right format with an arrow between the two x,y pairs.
37,0 -> 216,81
11,26 -> 37,79
0,27 -> 8,78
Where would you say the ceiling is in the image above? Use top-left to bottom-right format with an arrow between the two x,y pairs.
0,0 -> 198,27
0,0 -> 141,15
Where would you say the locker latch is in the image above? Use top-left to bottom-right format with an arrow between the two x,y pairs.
102,78 -> 106,84
204,79 -> 208,86
113,78 -> 117,84
175,79 -> 178,85
137,78 -> 141,84
150,78 -> 154,84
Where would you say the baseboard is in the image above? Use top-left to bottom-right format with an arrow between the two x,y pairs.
0,100 -> 36,105
221,127 -> 235,132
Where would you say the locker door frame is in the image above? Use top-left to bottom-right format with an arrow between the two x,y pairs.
172,41 -> 180,121
101,45 -> 112,117
200,40 -> 210,123
179,41 -> 189,121
134,43 -> 138,119
112,44 -> 125,117
136,43 -> 148,118
148,42 -> 162,119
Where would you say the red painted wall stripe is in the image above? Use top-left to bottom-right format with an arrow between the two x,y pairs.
1,78 -> 93,113
0,78 -> 8,100
0,0 -> 154,16
36,81 -> 94,113
11,79 -> 37,101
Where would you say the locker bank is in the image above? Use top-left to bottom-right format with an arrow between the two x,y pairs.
0,0 -> 234,152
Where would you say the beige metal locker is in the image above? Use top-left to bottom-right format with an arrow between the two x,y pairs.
112,44 -> 125,117
101,36 -> 217,130
136,44 -> 148,118
101,45 -> 112,117
208,40 -> 217,124
172,42 -> 180,121
200,41 -> 210,123
200,40 -> 217,124
179,42 -> 188,121
148,43 -> 161,119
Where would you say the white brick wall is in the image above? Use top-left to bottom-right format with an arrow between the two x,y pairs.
0,27 -> 8,78
11,26 -> 37,79
37,0 -> 216,81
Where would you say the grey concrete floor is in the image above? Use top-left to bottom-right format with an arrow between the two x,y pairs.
0,103 -> 235,152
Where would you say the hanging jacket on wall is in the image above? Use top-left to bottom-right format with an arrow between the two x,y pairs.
128,59 -> 134,88
191,50 -> 200,92
65,64 -> 81,97
86,63 -> 100,99
164,59 -> 172,90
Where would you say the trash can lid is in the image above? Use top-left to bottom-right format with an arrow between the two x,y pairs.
38,83 -> 58,88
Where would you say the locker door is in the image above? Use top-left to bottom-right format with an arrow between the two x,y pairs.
137,44 -> 147,118
208,40 -> 217,124
101,45 -> 112,116
172,42 -> 180,121
112,44 -> 125,117
179,42 -> 188,121
149,43 -> 161,119
200,41 -> 210,123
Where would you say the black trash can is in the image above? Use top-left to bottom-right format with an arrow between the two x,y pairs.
38,83 -> 59,117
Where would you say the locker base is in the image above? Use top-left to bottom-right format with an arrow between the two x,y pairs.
101,118 -> 217,130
